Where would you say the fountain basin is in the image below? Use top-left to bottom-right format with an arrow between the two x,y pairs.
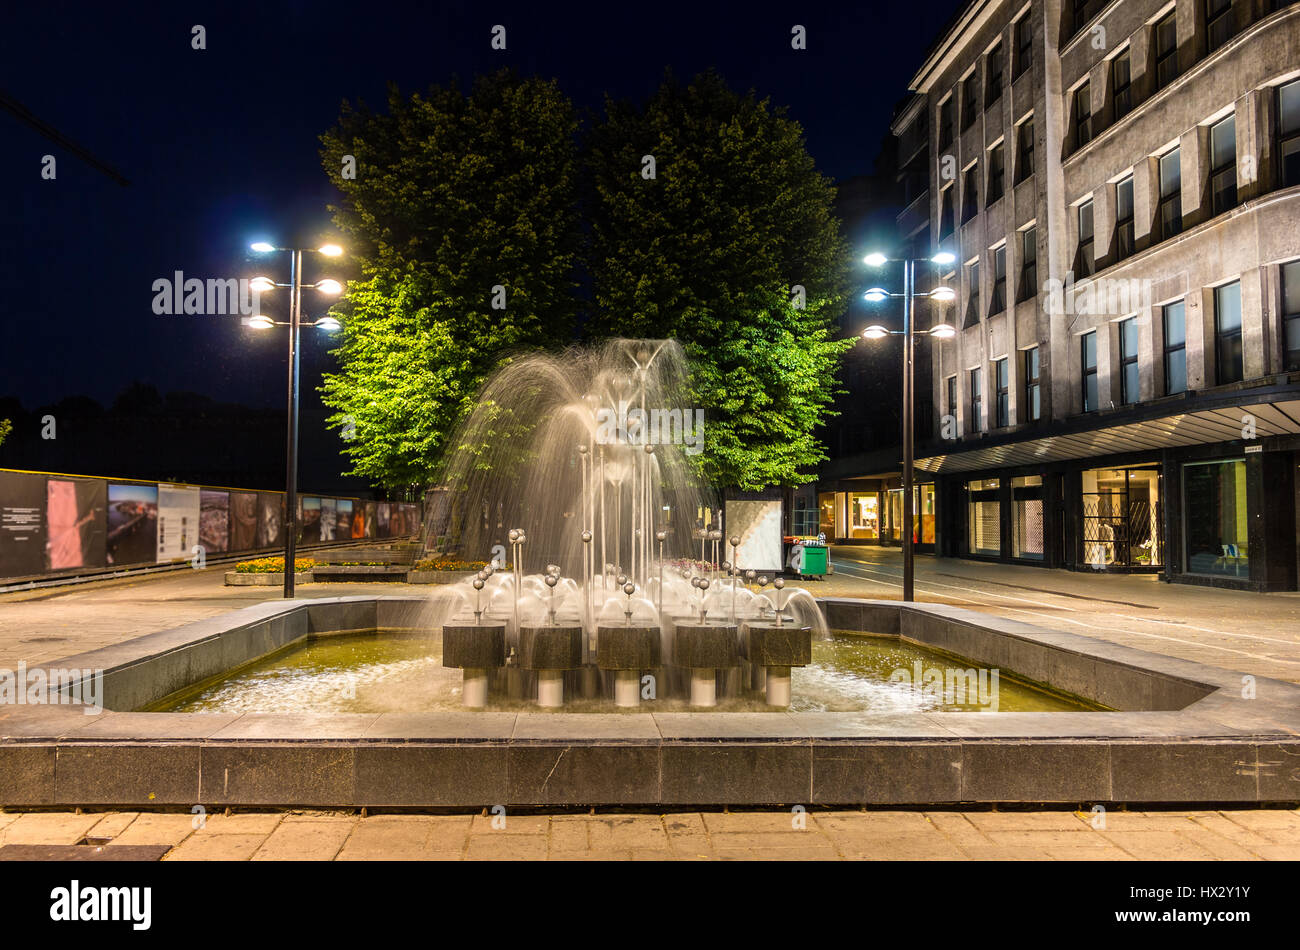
8,596 -> 1300,809
742,622 -> 812,668
442,621 -> 506,709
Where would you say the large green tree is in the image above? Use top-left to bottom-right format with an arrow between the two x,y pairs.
319,70 -> 581,488
586,70 -> 853,490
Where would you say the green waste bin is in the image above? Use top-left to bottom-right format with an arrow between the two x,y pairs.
798,543 -> 827,577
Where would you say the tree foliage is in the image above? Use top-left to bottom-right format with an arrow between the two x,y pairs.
586,70 -> 853,489
318,70 -> 581,489
0,418 -> 10,448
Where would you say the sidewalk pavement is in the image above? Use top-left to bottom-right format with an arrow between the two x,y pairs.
2,807 -> 1298,861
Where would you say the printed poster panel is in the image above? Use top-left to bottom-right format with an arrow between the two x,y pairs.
319,497 -> 337,542
107,483 -> 158,566
376,502 -> 390,536
725,499 -> 784,573
199,489 -> 229,554
46,477 -> 107,571
301,497 -> 321,544
336,499 -> 354,540
0,471 -> 48,578
157,484 -> 201,562
350,500 -> 365,539
229,491 -> 258,552
257,492 -> 283,549
389,503 -> 406,538
364,502 -> 377,538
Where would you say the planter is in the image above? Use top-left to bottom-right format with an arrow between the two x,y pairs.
407,570 -> 475,584
224,571 -> 314,587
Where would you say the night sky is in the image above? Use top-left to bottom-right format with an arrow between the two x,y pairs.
2,0 -> 962,416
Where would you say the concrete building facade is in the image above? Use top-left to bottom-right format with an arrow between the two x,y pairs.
822,0 -> 1300,590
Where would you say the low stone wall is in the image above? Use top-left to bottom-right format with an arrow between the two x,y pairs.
223,572 -> 314,587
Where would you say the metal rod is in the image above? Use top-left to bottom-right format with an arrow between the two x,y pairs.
283,249 -> 302,599
903,258 -> 916,603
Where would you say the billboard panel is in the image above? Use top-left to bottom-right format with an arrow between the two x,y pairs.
229,491 -> 258,552
725,499 -> 784,573
199,489 -> 229,554
319,497 -> 337,542
364,502 -> 377,538
107,483 -> 158,566
336,499 -> 354,540
0,471 -> 48,577
256,492 -> 283,548
46,477 -> 106,571
301,497 -> 321,544
157,484 -> 201,562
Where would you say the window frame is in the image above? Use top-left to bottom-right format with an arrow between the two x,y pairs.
1279,80 -> 1300,190
1209,114 -> 1237,215
970,367 -> 984,431
1283,260 -> 1300,372
1081,330 -> 1098,412
1018,226 -> 1037,303
1162,300 -> 1187,395
1119,317 -> 1140,405
961,163 -> 979,223
1214,280 -> 1243,385
1115,175 -> 1135,260
1154,10 -> 1179,91
990,244 -> 1007,315
1024,346 -> 1041,421
939,97 -> 955,149
1158,147 -> 1183,240
1205,0 -> 1233,53
994,356 -> 1010,428
1015,117 -> 1035,184
986,42 -> 1004,104
961,73 -> 980,131
1111,49 -> 1133,120
964,259 -> 981,328
1075,199 -> 1095,277
1073,82 -> 1092,149
1014,15 -> 1032,78
986,142 -> 1006,203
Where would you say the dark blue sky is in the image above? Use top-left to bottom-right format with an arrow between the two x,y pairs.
1,0 -> 962,412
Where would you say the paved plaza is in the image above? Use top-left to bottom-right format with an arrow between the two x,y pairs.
2,551 -> 1299,860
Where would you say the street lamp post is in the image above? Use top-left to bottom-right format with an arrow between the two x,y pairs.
248,241 -> 344,598
861,250 -> 956,603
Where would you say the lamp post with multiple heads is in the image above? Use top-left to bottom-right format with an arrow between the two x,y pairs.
860,250 -> 956,603
248,241 -> 345,598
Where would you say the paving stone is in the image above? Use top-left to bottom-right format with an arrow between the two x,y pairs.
587,816 -> 668,850
108,812 -> 199,847
465,834 -> 547,860
88,812 -> 139,837
469,813 -> 547,835
1,812 -> 101,844
195,812 -> 284,835
164,833 -> 267,860
251,817 -> 354,860
1100,830 -> 1222,859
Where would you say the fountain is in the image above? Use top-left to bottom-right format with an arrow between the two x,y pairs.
424,339 -> 825,709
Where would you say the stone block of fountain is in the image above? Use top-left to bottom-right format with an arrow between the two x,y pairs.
441,621 -> 507,708
672,622 -> 739,707
596,622 -> 661,707
518,624 -> 584,707
741,622 -> 813,707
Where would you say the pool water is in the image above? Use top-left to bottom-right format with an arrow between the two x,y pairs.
150,631 -> 1101,714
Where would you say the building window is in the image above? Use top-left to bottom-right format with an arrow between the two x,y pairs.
1072,0 -> 1106,36
1163,300 -> 1187,394
1083,466 -> 1164,568
939,185 -> 955,239
964,260 -> 980,327
1019,226 -> 1037,302
994,357 -> 1010,427
1015,15 -> 1032,78
1119,317 -> 1139,405
1158,147 -> 1182,240
1111,50 -> 1133,120
1210,114 -> 1237,215
962,74 -> 980,130
1215,280 -> 1243,384
1183,459 -> 1248,577
986,42 -> 1004,104
1279,80 -> 1300,189
1024,346 -> 1041,421
1015,118 -> 1035,183
1011,475 -> 1044,560
1075,200 -> 1094,277
970,367 -> 983,431
986,143 -> 1005,203
961,164 -> 979,223
966,478 -> 1001,556
1081,330 -> 1098,412
990,245 -> 1007,314
1114,176 -> 1134,261
946,375 -> 958,421
1073,83 -> 1092,149
1283,260 -> 1300,372
1154,11 -> 1179,91
1205,0 -> 1233,53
